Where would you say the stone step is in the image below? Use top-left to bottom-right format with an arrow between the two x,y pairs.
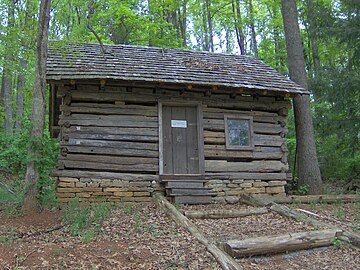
160,174 -> 203,181
167,188 -> 212,196
165,181 -> 205,189
173,195 -> 212,205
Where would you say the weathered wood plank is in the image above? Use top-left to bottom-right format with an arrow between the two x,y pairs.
61,104 -> 157,116
203,120 -> 283,134
57,88 -> 290,115
204,149 -> 283,159
66,139 -> 158,151
203,111 -> 285,124
204,133 -> 284,147
61,160 -> 158,172
64,132 -> 158,142
62,145 -> 158,158
205,160 -> 288,172
53,169 -> 158,181
60,119 -> 158,128
63,154 -> 158,165
64,126 -> 158,136
205,172 -> 287,180
62,113 -> 158,122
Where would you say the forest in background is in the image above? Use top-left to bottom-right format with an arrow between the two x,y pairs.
0,0 -> 359,205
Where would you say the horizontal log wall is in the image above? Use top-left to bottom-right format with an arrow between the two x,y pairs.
55,81 -> 291,202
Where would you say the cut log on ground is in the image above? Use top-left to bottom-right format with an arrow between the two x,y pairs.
271,194 -> 360,204
184,207 -> 268,219
240,194 -> 360,248
220,229 -> 342,258
153,193 -> 242,270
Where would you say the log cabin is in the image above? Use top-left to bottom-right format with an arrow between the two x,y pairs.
47,43 -> 307,204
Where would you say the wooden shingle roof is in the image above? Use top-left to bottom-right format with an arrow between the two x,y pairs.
46,43 -> 307,94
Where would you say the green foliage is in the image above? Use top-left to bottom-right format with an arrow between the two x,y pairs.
296,184 -> 310,196
0,122 -> 59,208
62,197 -> 113,239
133,211 -> 142,233
332,237 -> 342,248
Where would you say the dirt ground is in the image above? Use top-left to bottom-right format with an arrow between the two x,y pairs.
182,202 -> 360,270
0,203 -> 219,270
1,201 -> 359,270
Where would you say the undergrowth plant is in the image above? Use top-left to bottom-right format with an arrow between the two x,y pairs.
62,197 -> 113,242
0,122 -> 59,210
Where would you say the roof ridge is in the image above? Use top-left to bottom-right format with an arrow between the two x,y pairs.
46,42 -> 308,94
48,41 -> 259,60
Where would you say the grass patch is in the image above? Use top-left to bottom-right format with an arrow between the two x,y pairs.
62,197 -> 113,241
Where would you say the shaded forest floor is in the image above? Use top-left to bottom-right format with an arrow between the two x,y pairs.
182,202 -> 360,270
0,203 -> 219,269
0,201 -> 359,269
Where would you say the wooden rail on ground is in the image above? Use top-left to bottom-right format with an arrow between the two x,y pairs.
153,193 -> 242,270
271,194 -> 360,204
240,194 -> 360,248
183,207 -> 268,219
220,229 -> 342,258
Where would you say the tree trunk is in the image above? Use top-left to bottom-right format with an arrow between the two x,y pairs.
202,1 -> 209,51
248,0 -> 258,57
23,0 -> 52,212
2,0 -> 16,135
306,0 -> 321,75
179,0 -> 187,47
15,57 -> 27,131
280,0 -> 322,194
205,0 -> 214,52
232,0 -> 245,55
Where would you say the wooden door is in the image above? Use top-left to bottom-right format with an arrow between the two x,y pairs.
162,106 -> 199,174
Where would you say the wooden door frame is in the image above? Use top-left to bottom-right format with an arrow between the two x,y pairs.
158,101 -> 205,175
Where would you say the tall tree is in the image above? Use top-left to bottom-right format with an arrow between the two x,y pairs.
232,0 -> 245,54
281,0 -> 322,194
15,57 -> 27,131
1,0 -> 16,134
23,0 -> 52,211
306,0 -> 321,75
247,0 -> 258,57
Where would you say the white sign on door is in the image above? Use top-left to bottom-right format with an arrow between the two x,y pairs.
171,120 -> 187,128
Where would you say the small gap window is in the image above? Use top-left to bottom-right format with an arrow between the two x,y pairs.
224,115 -> 254,150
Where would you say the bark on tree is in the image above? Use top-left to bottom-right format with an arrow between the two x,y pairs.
232,0 -> 245,55
1,0 -> 16,135
179,0 -> 187,47
248,0 -> 258,57
15,57 -> 27,131
23,0 -> 52,211
281,0 -> 322,194
306,0 -> 321,74
205,0 -> 214,52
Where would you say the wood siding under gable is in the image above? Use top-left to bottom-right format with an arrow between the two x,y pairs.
56,81 -> 291,183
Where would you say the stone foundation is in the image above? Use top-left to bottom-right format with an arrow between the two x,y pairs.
206,179 -> 287,203
56,177 -> 286,204
56,177 -> 159,203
